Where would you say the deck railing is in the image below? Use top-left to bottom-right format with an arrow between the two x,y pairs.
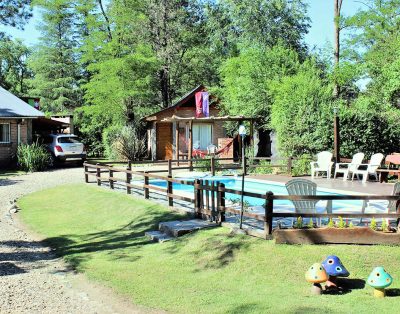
83,159 -> 400,239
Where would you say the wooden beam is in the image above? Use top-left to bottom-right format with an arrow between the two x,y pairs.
188,120 -> 193,170
175,122 -> 179,162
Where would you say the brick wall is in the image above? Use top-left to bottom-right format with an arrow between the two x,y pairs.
0,118 -> 30,166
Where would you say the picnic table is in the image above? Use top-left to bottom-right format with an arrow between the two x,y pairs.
377,154 -> 400,183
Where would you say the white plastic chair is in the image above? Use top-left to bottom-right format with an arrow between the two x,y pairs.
351,153 -> 384,183
286,179 -> 318,214
310,151 -> 334,179
334,152 -> 365,181
360,182 -> 400,224
207,144 -> 217,155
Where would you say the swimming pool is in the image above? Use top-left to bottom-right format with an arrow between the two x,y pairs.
146,176 -> 384,214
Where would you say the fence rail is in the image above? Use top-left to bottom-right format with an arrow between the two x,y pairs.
84,159 -> 400,239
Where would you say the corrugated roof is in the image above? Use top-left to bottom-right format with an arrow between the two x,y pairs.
0,87 -> 45,118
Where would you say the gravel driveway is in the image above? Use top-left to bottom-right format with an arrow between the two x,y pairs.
0,167 -> 158,314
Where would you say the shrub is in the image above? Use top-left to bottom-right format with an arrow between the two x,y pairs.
349,221 -> 354,228
103,124 -> 147,161
337,216 -> 346,228
327,218 -> 334,228
370,218 -> 377,231
381,219 -> 388,232
17,142 -> 52,172
193,156 -> 220,172
294,216 -> 303,229
291,154 -> 312,176
307,219 -> 314,228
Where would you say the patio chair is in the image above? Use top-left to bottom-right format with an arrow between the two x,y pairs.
285,178 -> 318,213
360,182 -> 400,224
351,153 -> 384,183
310,151 -> 334,179
334,152 -> 365,181
207,144 -> 217,155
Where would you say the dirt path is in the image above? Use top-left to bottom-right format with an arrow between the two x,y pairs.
0,167 -> 161,314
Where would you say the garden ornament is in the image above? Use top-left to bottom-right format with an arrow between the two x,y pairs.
305,263 -> 328,295
367,267 -> 393,298
322,255 -> 350,289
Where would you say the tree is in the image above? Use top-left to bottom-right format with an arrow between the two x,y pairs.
345,0 -> 400,107
333,0 -> 344,98
270,60 -> 333,157
0,0 -> 32,29
29,0 -> 80,113
219,44 -> 300,130
0,38 -> 32,94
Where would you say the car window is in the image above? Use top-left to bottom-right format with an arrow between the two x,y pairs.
58,137 -> 81,144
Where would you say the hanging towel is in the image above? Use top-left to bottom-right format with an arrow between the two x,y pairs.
195,92 -> 203,118
202,92 -> 209,117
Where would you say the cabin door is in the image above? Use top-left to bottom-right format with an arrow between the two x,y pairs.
156,123 -> 173,160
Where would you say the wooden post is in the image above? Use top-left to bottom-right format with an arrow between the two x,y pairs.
188,120 -> 193,170
211,157 -> 216,176
96,163 -> 101,186
109,166 -> 114,189
168,159 -> 172,176
167,175 -> 173,207
84,164 -> 88,183
334,114 -> 340,163
126,163 -> 132,194
175,122 -> 179,165
250,119 -> 254,153
287,157 -> 292,176
144,171 -> 149,199
128,159 -> 132,169
217,182 -> 226,223
194,179 -> 201,218
211,181 -> 216,221
264,191 -> 274,238
205,180 -> 210,215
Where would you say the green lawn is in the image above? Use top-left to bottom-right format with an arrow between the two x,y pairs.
18,184 -> 400,313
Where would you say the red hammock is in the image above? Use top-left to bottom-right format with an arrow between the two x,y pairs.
186,134 -> 238,158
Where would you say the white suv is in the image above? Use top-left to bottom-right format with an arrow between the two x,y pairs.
45,134 -> 86,164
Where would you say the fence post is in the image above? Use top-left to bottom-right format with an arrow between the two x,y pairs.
126,163 -> 132,194
211,157 -> 215,176
194,178 -> 200,218
217,182 -> 225,224
264,191 -> 274,238
84,164 -> 88,183
109,166 -> 114,189
167,174 -> 173,207
144,171 -> 149,199
211,181 -> 216,221
168,159 -> 172,176
287,157 -> 292,176
96,163 -> 101,186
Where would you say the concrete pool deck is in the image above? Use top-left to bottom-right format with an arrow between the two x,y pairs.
248,174 -> 395,195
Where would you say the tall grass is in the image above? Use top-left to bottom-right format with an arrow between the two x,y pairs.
17,142 -> 52,172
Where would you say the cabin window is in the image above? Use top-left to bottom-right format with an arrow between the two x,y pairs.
192,124 -> 212,150
0,123 -> 11,143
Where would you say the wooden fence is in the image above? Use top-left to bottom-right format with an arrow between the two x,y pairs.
83,159 -> 400,239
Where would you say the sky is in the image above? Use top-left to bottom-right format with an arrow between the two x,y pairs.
0,0 -> 366,49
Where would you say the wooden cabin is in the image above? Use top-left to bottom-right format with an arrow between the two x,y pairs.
144,85 -> 256,161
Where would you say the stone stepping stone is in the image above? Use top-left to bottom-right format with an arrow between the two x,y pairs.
145,231 -> 173,243
159,219 -> 218,237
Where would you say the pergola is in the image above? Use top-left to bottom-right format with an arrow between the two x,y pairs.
161,115 -> 258,162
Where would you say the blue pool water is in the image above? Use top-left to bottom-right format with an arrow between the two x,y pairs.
148,176 -> 367,212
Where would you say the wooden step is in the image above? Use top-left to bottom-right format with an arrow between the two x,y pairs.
145,231 -> 174,243
159,219 -> 218,237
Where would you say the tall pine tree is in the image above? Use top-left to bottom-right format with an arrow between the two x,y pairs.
29,0 -> 80,113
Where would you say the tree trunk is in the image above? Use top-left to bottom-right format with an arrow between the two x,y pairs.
333,0 -> 343,98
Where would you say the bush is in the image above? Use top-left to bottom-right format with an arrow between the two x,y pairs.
103,124 -> 147,161
17,142 -> 52,172
291,154 -> 312,176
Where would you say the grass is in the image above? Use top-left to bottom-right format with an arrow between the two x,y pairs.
18,184 -> 400,313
